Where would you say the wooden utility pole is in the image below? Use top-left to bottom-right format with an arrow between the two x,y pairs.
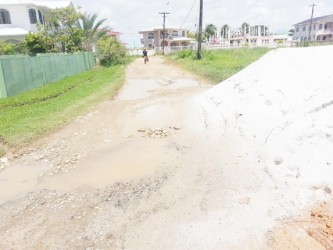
308,3 -> 317,42
159,12 -> 170,55
197,0 -> 203,59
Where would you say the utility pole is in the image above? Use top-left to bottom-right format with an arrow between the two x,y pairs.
159,12 -> 170,55
308,3 -> 317,42
197,0 -> 203,60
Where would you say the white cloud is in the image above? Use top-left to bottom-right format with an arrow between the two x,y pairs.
72,0 -> 333,47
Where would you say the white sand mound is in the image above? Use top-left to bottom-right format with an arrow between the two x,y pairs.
193,45 -> 333,211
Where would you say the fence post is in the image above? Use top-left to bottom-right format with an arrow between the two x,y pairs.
38,55 -> 47,85
0,60 -> 8,98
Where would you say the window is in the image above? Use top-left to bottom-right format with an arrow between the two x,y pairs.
296,26 -> 299,32
29,9 -> 37,24
38,10 -> 44,24
148,32 -> 154,39
302,26 -> 306,31
319,24 -> 323,29
172,30 -> 178,37
182,31 -> 185,37
160,31 -> 168,39
308,25 -> 311,31
324,23 -> 328,29
0,9 -> 11,24
313,24 -> 316,30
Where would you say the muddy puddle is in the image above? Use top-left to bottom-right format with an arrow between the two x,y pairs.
0,164 -> 43,204
117,78 -> 198,100
0,139 -> 172,204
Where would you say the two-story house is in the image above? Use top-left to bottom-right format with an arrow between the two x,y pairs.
0,0 -> 72,44
293,14 -> 333,42
139,27 -> 193,49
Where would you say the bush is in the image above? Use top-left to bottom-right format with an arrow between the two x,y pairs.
97,37 -> 127,66
22,32 -> 49,55
177,49 -> 194,59
0,42 -> 17,55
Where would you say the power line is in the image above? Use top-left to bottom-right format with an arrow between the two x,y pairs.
180,0 -> 197,29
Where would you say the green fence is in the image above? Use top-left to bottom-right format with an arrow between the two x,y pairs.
0,52 -> 96,98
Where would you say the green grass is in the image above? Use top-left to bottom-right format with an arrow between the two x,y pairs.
167,48 -> 272,83
0,58 -> 133,154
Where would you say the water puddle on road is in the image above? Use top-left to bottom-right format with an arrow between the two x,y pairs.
0,139 -> 170,204
117,78 -> 198,100
44,139 -> 169,192
117,79 -> 161,100
0,164 -> 44,204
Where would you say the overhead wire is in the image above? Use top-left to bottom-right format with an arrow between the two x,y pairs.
180,0 -> 197,29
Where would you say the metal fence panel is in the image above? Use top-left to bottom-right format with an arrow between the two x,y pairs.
0,52 -> 96,98
0,62 -> 7,98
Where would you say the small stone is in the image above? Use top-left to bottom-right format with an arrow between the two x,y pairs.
274,157 -> 283,165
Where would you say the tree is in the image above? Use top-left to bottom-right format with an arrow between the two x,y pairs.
97,36 -> 126,66
77,13 -> 109,51
39,6 -> 83,53
288,29 -> 295,37
23,32 -> 49,54
204,24 -> 217,42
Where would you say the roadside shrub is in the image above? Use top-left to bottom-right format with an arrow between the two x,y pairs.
97,37 -> 127,66
201,50 -> 216,60
0,42 -> 17,55
22,32 -> 49,55
177,49 -> 194,59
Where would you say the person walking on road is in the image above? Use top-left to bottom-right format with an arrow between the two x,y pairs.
143,49 -> 149,64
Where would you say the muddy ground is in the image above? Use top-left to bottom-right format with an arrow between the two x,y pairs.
0,56 -> 331,249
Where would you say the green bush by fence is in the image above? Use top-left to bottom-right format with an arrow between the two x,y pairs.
0,52 -> 96,98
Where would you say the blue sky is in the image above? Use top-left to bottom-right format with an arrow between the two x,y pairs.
72,0 -> 333,48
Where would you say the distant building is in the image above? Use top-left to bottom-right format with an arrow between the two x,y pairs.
293,14 -> 333,42
107,30 -> 127,46
0,0 -> 73,43
139,27 -> 193,49
216,24 -> 290,47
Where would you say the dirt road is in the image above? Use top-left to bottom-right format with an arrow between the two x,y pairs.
0,55 -> 330,249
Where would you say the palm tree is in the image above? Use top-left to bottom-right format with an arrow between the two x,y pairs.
77,13 -> 109,51
205,24 -> 217,42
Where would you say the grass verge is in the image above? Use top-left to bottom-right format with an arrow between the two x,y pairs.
0,58 -> 133,154
167,48 -> 272,84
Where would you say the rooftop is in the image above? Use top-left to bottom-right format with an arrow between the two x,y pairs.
0,28 -> 29,36
294,14 -> 333,26
0,0 -> 72,9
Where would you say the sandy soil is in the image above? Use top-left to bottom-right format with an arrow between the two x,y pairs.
0,54 -> 332,250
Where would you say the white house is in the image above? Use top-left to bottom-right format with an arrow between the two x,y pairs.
139,27 -> 193,50
293,14 -> 333,42
0,0 -> 72,43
